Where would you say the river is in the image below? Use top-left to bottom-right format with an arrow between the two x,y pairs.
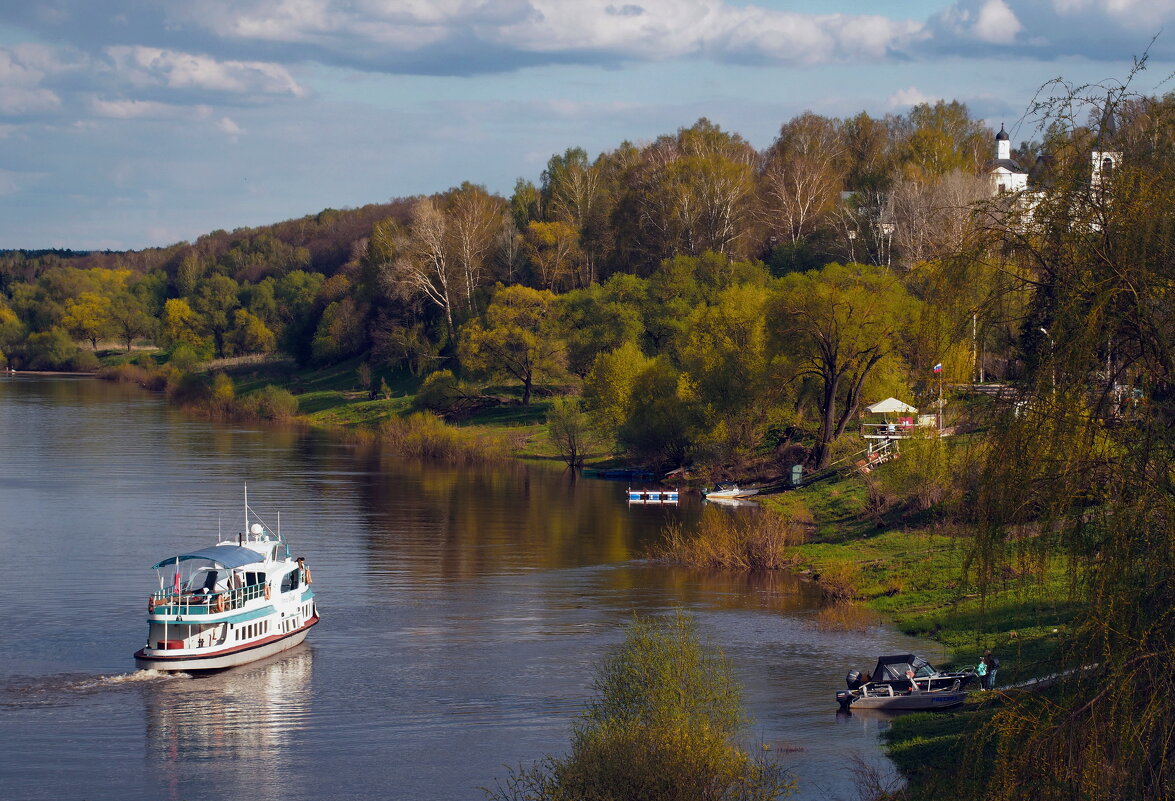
0,375 -> 938,801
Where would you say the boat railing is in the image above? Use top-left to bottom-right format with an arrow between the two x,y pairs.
149,581 -> 268,615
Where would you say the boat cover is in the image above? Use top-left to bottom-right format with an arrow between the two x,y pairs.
151,545 -> 266,570
873,654 -> 932,682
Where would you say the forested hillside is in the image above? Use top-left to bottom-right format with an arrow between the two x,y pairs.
0,94 -> 1156,476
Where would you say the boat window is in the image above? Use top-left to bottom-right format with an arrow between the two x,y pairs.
280,569 -> 300,593
201,570 -> 219,591
244,571 -> 262,587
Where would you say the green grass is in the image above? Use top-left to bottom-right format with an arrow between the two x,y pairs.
757,468 -> 1081,800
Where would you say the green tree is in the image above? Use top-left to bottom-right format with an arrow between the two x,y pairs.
225,308 -> 276,355
458,285 -> 566,405
107,291 -> 155,351
768,262 -> 918,469
191,274 -> 241,356
759,112 -> 848,251
160,298 -> 211,354
583,341 -> 654,439
209,371 -> 235,417
0,303 -> 23,366
274,270 -> 326,362
899,99 -> 989,178
681,284 -> 780,465
559,283 -> 644,377
546,396 -> 594,469
311,296 -> 365,364
618,357 -> 704,467
523,220 -> 583,290
486,613 -> 793,801
22,327 -> 83,370
963,84 -> 1175,801
540,146 -> 612,285
60,291 -> 112,349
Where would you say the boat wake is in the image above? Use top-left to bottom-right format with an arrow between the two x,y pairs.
0,670 -> 189,709
88,669 -> 194,686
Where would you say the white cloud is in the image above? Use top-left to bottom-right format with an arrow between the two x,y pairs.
90,97 -> 177,118
173,0 -> 926,69
0,85 -> 61,115
973,0 -> 1021,44
887,86 -> 941,108
0,47 -> 66,114
217,115 -> 242,134
106,46 -> 306,97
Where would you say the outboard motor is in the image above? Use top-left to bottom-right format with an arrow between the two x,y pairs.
836,690 -> 855,711
846,670 -> 863,690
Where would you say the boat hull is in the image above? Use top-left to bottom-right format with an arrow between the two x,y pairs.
134,615 -> 319,672
837,686 -> 967,711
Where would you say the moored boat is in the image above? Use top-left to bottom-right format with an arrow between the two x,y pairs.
134,495 -> 319,672
836,680 -> 968,711
836,654 -> 975,711
702,483 -> 760,500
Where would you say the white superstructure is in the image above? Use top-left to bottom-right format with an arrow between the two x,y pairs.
134,499 -> 319,672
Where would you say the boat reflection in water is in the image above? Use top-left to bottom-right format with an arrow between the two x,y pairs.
145,647 -> 313,797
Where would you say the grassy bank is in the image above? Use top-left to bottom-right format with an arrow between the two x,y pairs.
95,352 -> 562,463
653,469 -> 1075,799
754,477 -> 1074,800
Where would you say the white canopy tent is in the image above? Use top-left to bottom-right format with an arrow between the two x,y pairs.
864,397 -> 918,415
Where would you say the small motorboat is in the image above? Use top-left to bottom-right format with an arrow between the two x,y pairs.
702,483 -> 760,500
836,654 -> 975,712
134,491 -> 319,672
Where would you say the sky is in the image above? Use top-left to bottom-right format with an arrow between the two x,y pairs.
2,0 -> 1174,251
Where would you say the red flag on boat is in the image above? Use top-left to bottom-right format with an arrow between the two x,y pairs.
173,558 -> 181,592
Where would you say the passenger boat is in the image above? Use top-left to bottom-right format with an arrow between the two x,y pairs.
134,498 -> 319,672
836,654 -> 975,712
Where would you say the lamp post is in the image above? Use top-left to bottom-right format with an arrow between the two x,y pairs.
1040,327 -> 1055,393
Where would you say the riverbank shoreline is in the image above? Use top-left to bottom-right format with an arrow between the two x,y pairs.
48,364 -> 1067,798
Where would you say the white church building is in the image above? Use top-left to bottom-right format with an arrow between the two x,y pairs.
988,124 -> 1029,194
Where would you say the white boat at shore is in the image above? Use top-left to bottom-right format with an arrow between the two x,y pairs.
702,483 -> 760,500
134,494 -> 319,672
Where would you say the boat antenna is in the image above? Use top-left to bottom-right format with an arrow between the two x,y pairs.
218,515 -> 222,543
244,482 -> 249,535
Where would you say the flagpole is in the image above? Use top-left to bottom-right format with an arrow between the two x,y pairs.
938,371 -> 943,433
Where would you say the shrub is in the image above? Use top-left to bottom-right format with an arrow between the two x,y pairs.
653,507 -> 806,571
413,369 -> 485,418
97,363 -> 151,386
381,411 -> 508,463
815,561 -> 863,601
241,385 -> 299,421
22,328 -> 80,370
167,343 -> 204,372
70,349 -> 100,372
166,371 -> 210,406
485,613 -> 794,801
208,372 -> 235,417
